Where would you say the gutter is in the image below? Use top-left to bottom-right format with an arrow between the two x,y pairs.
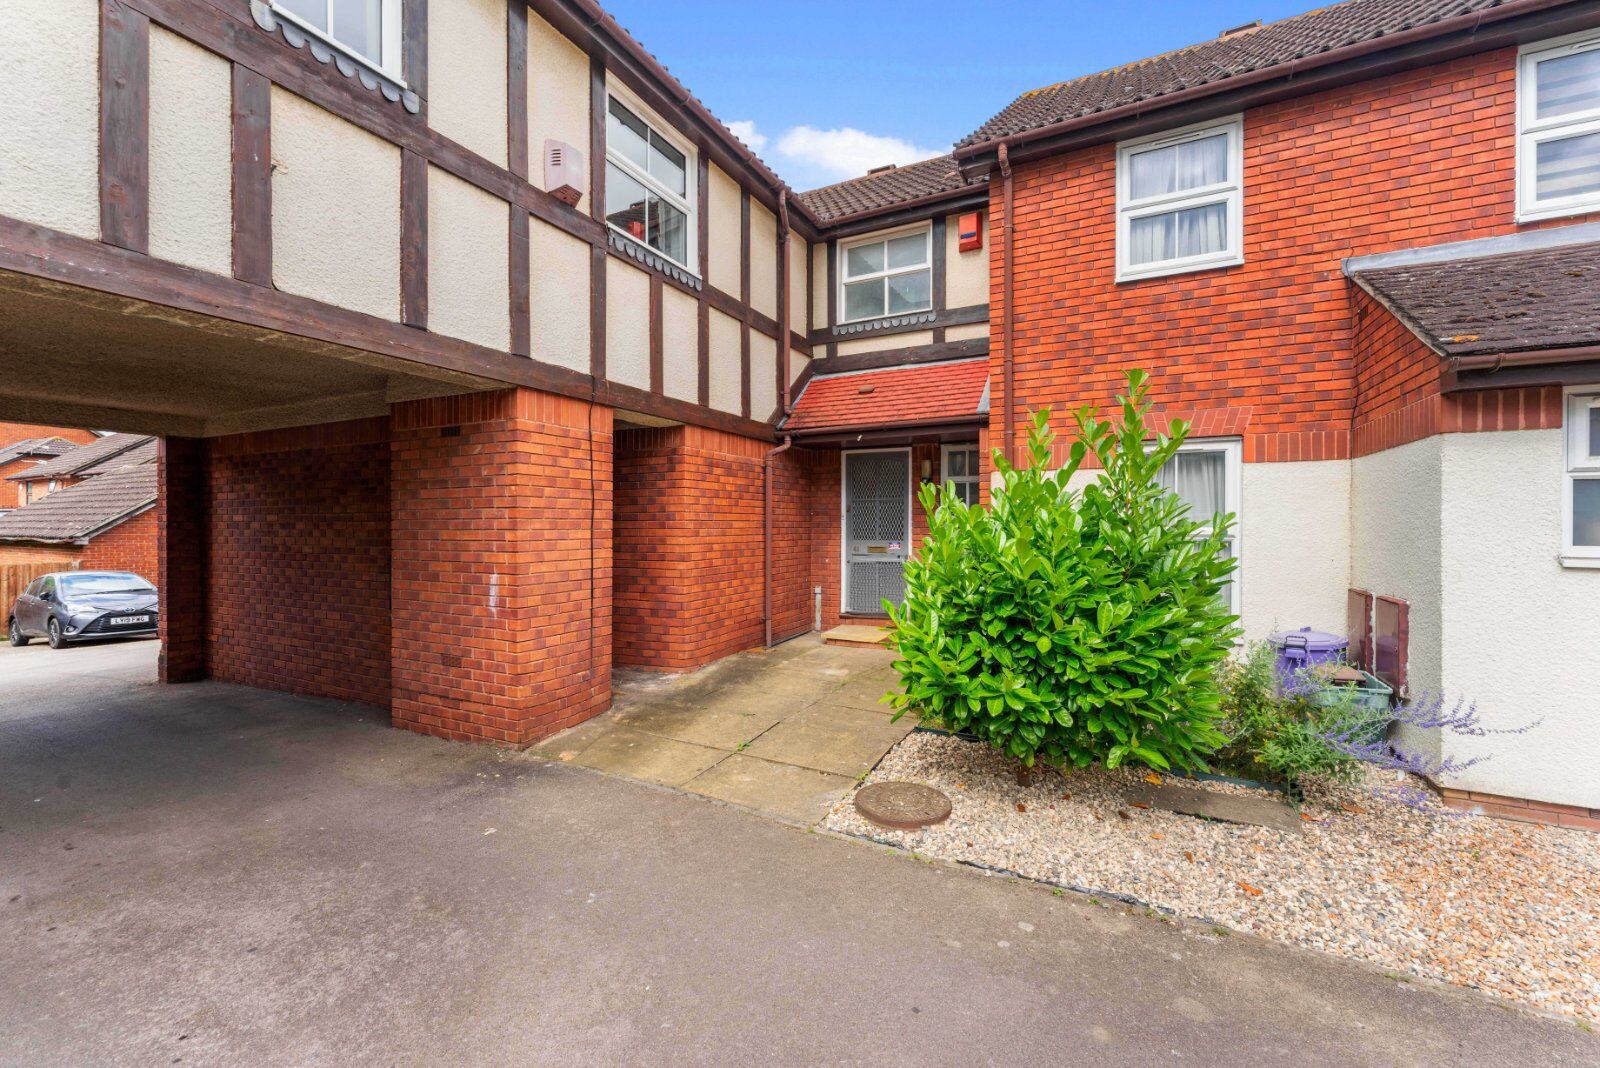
1450,344 -> 1600,373
953,0 -> 1582,172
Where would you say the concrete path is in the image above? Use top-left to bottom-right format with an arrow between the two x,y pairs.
1,641 -> 1596,1065
536,637 -> 916,824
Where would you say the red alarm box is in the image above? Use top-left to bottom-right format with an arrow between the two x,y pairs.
957,211 -> 983,252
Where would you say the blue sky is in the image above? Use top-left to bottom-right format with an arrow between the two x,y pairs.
603,0 -> 1315,190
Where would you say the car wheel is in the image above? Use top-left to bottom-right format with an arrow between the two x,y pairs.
7,618 -> 27,647
46,617 -> 66,650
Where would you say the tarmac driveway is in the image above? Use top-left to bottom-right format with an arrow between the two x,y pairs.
1,640 -> 1596,1065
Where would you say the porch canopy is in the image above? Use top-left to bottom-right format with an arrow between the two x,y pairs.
781,357 -> 990,447
1348,228 -> 1600,390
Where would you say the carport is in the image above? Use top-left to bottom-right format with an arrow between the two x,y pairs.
0,252 -> 613,745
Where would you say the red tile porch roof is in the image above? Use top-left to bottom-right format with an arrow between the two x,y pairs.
783,359 -> 990,433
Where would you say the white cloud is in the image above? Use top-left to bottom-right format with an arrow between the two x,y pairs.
774,126 -> 942,184
725,120 -> 767,153
723,121 -> 943,188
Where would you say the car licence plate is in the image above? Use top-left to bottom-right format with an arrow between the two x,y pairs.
109,615 -> 151,626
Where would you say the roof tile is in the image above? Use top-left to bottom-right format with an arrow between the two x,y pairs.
784,359 -> 990,432
958,0 -> 1510,148
797,155 -> 974,224
1354,239 -> 1600,356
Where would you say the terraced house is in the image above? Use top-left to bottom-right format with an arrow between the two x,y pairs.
1,0 -> 1597,828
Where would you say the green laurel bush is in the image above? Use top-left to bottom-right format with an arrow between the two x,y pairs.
886,370 -> 1241,772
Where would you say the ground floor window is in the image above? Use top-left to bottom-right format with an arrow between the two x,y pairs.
1155,439 -> 1242,613
941,445 -> 982,506
1564,388 -> 1600,565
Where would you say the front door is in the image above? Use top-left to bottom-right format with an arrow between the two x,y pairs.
843,449 -> 911,616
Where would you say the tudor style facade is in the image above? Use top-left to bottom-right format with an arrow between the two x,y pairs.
1,0 -> 1597,825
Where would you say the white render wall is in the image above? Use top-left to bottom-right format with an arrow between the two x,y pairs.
1350,436 -> 1444,767
0,0 -> 100,240
1237,460 -> 1351,642
1437,429 -> 1600,809
147,28 -> 232,276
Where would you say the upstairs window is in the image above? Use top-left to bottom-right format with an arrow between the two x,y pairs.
1518,33 -> 1600,221
270,0 -> 402,79
1564,389 -> 1600,566
839,227 -> 932,323
605,96 -> 695,270
1116,117 -> 1244,282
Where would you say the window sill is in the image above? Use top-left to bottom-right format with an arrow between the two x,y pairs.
1116,253 -> 1244,284
607,229 -> 703,291
252,2 -> 418,114
1559,554 -> 1600,569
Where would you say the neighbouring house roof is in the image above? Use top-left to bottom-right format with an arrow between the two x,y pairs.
0,436 -> 78,468
5,432 -> 154,482
797,155 -> 975,224
956,0 -> 1522,150
1350,239 -> 1600,357
783,359 -> 990,433
0,464 -> 157,545
78,436 -> 158,475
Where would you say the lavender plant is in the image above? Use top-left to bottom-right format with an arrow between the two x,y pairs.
1319,693 -> 1542,779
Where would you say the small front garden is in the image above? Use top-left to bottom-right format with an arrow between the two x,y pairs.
828,372 -> 1600,1025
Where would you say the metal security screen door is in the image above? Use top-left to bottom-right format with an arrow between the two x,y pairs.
843,450 -> 911,615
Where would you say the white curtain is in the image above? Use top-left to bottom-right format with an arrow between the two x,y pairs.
1130,203 -> 1227,265
1158,450 -> 1226,522
1130,134 -> 1228,200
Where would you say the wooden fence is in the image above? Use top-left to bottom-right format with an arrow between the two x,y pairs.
0,562 -> 77,617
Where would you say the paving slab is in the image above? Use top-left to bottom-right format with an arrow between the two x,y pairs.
1124,782 -> 1304,835
831,673 -> 906,714
566,725 -> 726,787
613,702 -> 785,751
743,708 -> 911,778
682,754 -> 855,824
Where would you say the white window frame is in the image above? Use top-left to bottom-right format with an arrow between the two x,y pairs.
1115,116 -> 1245,283
940,444 -> 982,506
269,0 -> 404,83
1158,438 -> 1244,615
604,86 -> 698,274
1517,32 -> 1600,222
1562,386 -> 1600,566
837,224 -> 933,324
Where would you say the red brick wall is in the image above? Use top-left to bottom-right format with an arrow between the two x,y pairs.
0,423 -> 97,448
390,389 -> 611,744
809,443 -> 949,628
158,437 -> 207,683
613,425 -> 813,672
990,46 -> 1600,465
79,507 -> 158,578
206,418 -> 391,708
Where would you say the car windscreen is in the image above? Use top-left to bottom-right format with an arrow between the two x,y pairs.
58,574 -> 155,595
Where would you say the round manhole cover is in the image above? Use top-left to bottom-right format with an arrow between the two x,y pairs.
854,781 -> 952,830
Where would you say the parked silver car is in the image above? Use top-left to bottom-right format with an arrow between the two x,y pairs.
8,571 -> 158,649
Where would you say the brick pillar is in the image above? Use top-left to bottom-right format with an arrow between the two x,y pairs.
157,436 -> 207,683
389,389 -> 612,745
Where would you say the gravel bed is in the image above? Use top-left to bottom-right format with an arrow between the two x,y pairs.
825,731 -> 1600,1024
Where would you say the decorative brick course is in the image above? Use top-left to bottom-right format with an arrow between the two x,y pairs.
1439,788 -> 1600,833
390,389 -> 613,745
